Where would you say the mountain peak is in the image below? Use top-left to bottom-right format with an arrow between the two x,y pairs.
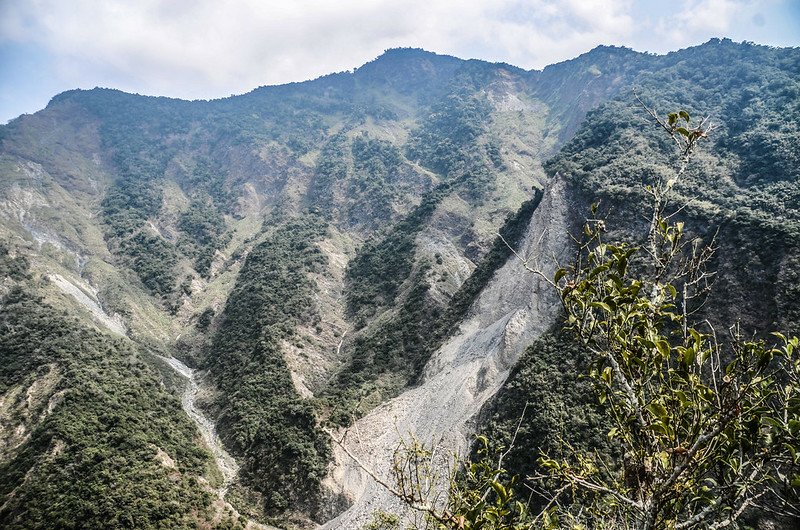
376,47 -> 442,59
358,47 -> 464,71
353,47 -> 465,95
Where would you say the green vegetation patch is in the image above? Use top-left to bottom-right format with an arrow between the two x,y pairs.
0,242 -> 29,283
346,133 -> 404,226
309,132 -> 349,210
206,214 -> 330,516
475,329 -> 617,509
344,178 -> 460,324
405,91 -> 491,177
325,262 -> 440,426
177,195 -> 231,278
0,286 -> 213,529
75,91 -> 234,298
545,40 -> 800,234
405,90 -> 498,202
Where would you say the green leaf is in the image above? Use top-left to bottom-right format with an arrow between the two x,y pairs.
650,421 -> 670,436
490,480 -> 508,502
668,113 -> 678,126
591,301 -> 613,313
785,443 -> 798,463
646,402 -> 668,421
758,348 -> 774,370
789,420 -> 800,436
617,255 -> 628,274
667,284 -> 677,299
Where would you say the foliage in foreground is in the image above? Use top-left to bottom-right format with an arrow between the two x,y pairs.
538,211 -> 800,529
349,436 -> 534,530
530,107 -> 800,529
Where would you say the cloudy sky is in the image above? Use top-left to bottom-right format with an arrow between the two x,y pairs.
1,0 -> 798,123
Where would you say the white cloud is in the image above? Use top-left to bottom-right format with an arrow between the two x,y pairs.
0,0 -> 797,119
650,0 -> 795,48
0,0 -> 639,101
677,0 -> 744,32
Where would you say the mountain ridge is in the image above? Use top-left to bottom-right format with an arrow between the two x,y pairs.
30,42 -> 651,117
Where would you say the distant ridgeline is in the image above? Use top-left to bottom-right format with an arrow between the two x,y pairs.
0,38 -> 798,528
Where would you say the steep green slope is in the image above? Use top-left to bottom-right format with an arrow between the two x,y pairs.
481,39 -> 800,514
0,246 -> 228,529
548,40 -> 800,227
205,214 -> 331,518
545,38 -> 800,331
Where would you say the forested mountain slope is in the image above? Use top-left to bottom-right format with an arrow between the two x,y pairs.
480,39 -> 800,528
0,39 -> 797,528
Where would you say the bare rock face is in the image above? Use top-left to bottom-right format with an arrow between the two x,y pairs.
320,176 -> 576,528
48,273 -> 127,336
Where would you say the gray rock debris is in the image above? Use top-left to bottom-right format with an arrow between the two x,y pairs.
321,177 -> 575,529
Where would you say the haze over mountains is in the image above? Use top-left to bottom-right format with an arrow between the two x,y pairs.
0,39 -> 798,528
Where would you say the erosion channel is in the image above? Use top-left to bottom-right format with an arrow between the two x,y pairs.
158,355 -> 240,497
